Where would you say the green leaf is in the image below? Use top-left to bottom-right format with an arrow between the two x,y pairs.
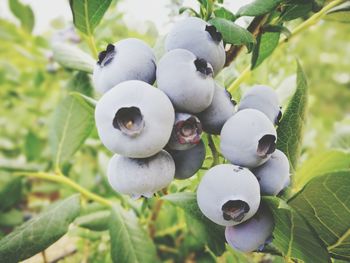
214,7 -> 236,21
0,209 -> 23,227
50,94 -> 95,168
67,72 -> 94,97
109,205 -> 159,263
70,92 -> 97,110
70,0 -> 112,35
209,18 -> 255,48
0,177 -> 23,211
251,31 -> 280,69
0,194 -> 81,263
264,197 -> 330,263
179,7 -> 200,17
294,150 -> 350,190
237,0 -> 283,17
52,43 -> 95,73
24,131 -> 44,162
9,0 -> 35,33
280,1 -> 313,22
163,192 -> 226,256
75,210 -> 110,231
325,2 -> 350,23
289,171 -> 350,261
277,62 -> 308,172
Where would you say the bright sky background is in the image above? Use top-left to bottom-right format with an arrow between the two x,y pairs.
0,0 -> 253,35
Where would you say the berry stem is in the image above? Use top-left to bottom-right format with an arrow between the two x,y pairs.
227,0 -> 346,94
13,171 -> 113,207
207,134 -> 220,167
85,34 -> 98,58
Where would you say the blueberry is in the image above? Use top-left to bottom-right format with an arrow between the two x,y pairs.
167,113 -> 203,150
198,83 -> 236,135
107,150 -> 175,199
165,17 -> 225,75
93,38 -> 156,93
196,164 -> 260,226
168,140 -> 206,180
238,85 -> 282,125
95,80 -> 175,158
157,49 -> 215,113
252,149 -> 290,195
225,207 -> 274,252
220,109 -> 277,168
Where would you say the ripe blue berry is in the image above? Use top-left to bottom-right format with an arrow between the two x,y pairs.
167,113 -> 202,150
95,80 -> 174,158
238,85 -> 282,125
93,38 -> 156,93
157,49 -> 215,113
197,164 -> 260,226
165,17 -> 225,75
253,149 -> 290,195
225,207 -> 274,252
169,140 -> 206,180
198,83 -> 236,135
107,150 -> 175,199
220,109 -> 277,168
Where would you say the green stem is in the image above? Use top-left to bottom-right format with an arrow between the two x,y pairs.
207,135 -> 219,167
86,35 -> 98,58
227,0 -> 346,94
14,172 -> 113,207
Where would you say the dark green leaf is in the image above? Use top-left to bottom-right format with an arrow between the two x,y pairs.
0,177 -> 23,211
163,192 -> 226,256
24,131 -> 44,162
0,194 -> 81,263
294,150 -> 350,190
52,43 -> 95,73
251,31 -> 280,69
237,0 -> 283,17
209,18 -> 255,48
9,0 -> 35,33
264,197 -> 330,263
277,61 -> 308,172
325,2 -> 350,23
50,94 -> 95,168
214,7 -> 236,21
263,24 -> 291,38
280,2 -> 313,21
68,72 -> 94,97
289,171 -> 350,261
109,205 -> 159,263
70,0 -> 112,35
75,210 -> 110,231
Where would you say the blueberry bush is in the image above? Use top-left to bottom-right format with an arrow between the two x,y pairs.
0,0 -> 350,262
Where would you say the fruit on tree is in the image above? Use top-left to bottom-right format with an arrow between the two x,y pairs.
95,80 -> 174,158
197,164 -> 260,226
220,109 -> 277,168
93,38 -> 156,93
169,140 -> 206,179
156,49 -> 215,113
167,113 -> 203,150
198,83 -> 236,135
165,17 -> 225,75
107,150 -> 175,199
225,207 -> 274,252
238,85 -> 282,125
252,149 -> 290,195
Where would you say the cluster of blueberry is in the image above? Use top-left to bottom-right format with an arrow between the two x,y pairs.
93,17 -> 290,252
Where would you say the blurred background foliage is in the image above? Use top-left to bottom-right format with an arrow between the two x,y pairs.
0,0 -> 349,262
